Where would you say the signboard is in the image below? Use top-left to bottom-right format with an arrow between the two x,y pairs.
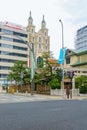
58,48 -> 66,64
27,58 -> 30,68
4,21 -> 25,30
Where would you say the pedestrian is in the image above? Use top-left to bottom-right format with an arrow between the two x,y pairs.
66,86 -> 70,99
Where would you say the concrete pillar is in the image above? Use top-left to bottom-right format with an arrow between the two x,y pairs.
72,76 -> 75,89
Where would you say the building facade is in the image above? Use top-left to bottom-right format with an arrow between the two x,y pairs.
64,49 -> 87,69
75,25 -> 87,51
0,12 -> 50,87
0,21 -> 28,86
26,12 -> 50,68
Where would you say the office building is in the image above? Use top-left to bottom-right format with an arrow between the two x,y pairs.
75,25 -> 87,51
0,21 -> 28,86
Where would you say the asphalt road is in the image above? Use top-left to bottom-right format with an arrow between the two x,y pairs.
0,100 -> 87,130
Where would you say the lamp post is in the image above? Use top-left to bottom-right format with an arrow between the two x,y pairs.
59,19 -> 64,97
30,43 -> 34,95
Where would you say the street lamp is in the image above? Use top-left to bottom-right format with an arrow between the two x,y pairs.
59,19 -> 64,97
30,43 -> 35,95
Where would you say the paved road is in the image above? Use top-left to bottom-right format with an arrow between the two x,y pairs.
0,93 -> 87,130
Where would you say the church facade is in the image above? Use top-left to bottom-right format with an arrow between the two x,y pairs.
26,12 -> 50,68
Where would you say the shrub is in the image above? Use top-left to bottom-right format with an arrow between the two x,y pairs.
79,85 -> 87,93
49,78 -> 60,89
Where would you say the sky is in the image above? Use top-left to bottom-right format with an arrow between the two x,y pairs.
0,0 -> 87,59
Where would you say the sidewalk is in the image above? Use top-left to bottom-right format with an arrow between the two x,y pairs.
1,90 -> 87,100
13,92 -> 87,100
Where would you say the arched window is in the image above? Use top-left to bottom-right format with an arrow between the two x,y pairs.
37,56 -> 43,68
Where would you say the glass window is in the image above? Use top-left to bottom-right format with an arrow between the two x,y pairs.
39,44 -> 41,49
1,36 -> 27,44
32,37 -> 34,42
0,74 -> 7,78
13,32 -> 27,38
0,43 -> 13,49
45,32 -> 46,36
0,51 -> 27,57
13,38 -> 26,44
32,29 -> 33,33
37,56 -> 43,68
0,66 -> 10,70
0,43 -> 27,51
39,37 -> 41,42
1,29 -> 13,35
46,39 -> 48,43
1,36 -> 13,42
66,57 -> 70,64
0,58 -> 17,63
45,46 -> 48,50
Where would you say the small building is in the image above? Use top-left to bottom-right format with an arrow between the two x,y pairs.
64,49 -> 87,69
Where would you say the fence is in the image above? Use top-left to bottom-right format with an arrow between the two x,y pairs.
8,84 -> 50,95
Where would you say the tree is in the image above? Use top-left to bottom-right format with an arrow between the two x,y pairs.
35,51 -> 62,87
49,77 -> 60,89
75,76 -> 87,93
8,61 -> 30,85
41,51 -> 53,76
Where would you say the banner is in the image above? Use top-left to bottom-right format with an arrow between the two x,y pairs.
58,48 -> 66,64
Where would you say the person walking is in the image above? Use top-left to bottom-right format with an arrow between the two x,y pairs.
66,86 -> 70,99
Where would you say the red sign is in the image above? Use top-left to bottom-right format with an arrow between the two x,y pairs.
27,58 -> 30,68
4,21 -> 24,30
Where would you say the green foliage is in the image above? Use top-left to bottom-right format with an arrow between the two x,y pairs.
37,62 -> 43,68
41,51 -> 54,77
8,61 -> 30,85
79,85 -> 87,93
7,51 -> 62,90
55,68 -> 62,83
35,51 -> 62,88
49,77 -> 60,89
34,73 -> 42,85
75,76 -> 87,93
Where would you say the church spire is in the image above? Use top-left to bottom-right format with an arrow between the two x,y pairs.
28,11 -> 33,26
43,15 -> 45,21
41,15 -> 46,28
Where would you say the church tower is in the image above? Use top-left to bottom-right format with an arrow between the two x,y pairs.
26,11 -> 35,34
41,15 -> 46,29
26,12 -> 50,68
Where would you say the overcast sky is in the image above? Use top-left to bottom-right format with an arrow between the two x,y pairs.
0,0 -> 87,58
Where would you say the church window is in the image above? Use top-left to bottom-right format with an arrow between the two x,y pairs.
39,37 -> 41,42
45,32 -> 46,36
37,56 -> 43,68
39,44 -> 41,49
